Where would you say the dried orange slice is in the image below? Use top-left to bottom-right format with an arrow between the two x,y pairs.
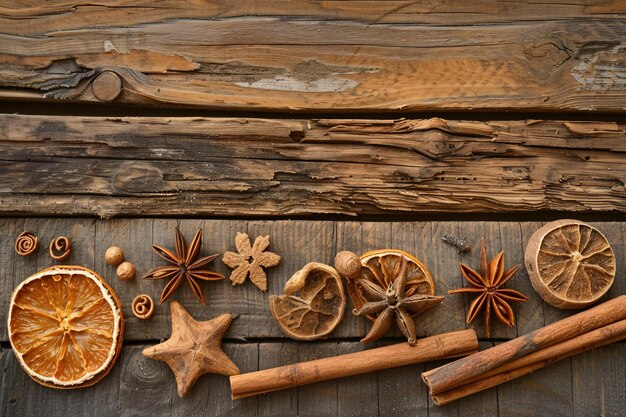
340,249 -> 436,320
269,262 -> 345,340
525,220 -> 616,309
8,266 -> 124,388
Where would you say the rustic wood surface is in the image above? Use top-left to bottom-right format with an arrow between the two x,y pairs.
1,218 -> 624,416
1,114 -> 626,217
2,1 -> 625,415
1,1 -> 625,112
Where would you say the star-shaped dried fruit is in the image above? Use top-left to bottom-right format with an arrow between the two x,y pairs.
222,233 -> 281,292
143,227 -> 224,305
142,301 -> 239,398
448,238 -> 528,338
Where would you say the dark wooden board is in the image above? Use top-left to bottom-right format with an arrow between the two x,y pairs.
1,6 -> 625,112
2,218 -> 624,342
4,342 -> 623,417
2,115 -> 626,217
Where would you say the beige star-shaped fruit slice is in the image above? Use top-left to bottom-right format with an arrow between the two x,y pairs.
142,301 -> 240,397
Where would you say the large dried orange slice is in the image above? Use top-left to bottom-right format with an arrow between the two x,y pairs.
336,249 -> 436,320
525,220 -> 616,309
8,266 -> 124,388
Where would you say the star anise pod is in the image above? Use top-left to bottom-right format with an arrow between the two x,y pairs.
143,227 -> 224,305
353,256 -> 444,345
448,238 -> 528,338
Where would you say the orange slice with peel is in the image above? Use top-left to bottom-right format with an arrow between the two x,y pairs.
348,249 -> 436,320
8,265 -> 124,388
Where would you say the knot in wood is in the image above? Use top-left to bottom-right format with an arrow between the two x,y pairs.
92,71 -> 122,102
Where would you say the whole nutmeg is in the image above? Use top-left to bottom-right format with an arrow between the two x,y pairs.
117,261 -> 136,281
105,246 -> 125,266
334,250 -> 362,280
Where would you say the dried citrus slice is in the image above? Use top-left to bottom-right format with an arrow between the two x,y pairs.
8,266 -> 124,388
269,262 -> 345,340
525,220 -> 616,309
341,249 -> 436,320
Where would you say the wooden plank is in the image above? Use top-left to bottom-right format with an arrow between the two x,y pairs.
2,115 -> 626,217
0,345 -> 122,417
1,10 -> 625,112
337,342 -> 378,417
2,0 -> 624,35
497,355 -> 573,416
296,342 -> 339,417
514,221 -> 546,335
376,340 -> 429,415
2,218 -> 625,342
257,342 -> 299,417
572,344 -> 626,417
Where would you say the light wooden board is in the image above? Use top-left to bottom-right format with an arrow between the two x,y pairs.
1,115 -> 626,217
2,0 -> 624,33
1,4 -> 625,112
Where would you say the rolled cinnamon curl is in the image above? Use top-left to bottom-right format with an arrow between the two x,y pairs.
132,295 -> 155,319
49,236 -> 71,261
15,231 -> 38,256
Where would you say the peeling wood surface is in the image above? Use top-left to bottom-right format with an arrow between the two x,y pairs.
0,217 -> 625,416
2,0 -> 625,32
0,2 -> 625,111
1,114 -> 625,217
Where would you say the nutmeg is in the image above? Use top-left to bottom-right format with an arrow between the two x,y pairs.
116,261 -> 136,281
334,251 -> 362,280
105,246 -> 125,266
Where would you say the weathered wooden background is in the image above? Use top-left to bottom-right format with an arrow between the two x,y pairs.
1,218 -> 625,417
1,1 -> 625,416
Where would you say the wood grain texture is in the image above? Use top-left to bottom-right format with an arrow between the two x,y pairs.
2,342 -> 623,417
2,0 -> 624,34
0,3 -> 625,112
1,114 -> 626,217
1,218 -> 624,342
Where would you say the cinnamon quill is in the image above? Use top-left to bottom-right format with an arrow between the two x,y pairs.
230,329 -> 477,399
422,295 -> 626,400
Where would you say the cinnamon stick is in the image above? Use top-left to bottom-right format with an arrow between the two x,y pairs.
422,295 -> 626,396
230,329 -> 477,400
431,318 -> 626,405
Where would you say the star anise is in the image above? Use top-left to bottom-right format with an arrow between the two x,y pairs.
143,227 -> 224,305
353,256 -> 444,345
448,238 -> 528,338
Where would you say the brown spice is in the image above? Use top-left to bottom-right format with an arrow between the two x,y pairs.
131,294 -> 154,319
15,231 -> 37,256
117,261 -> 136,281
142,227 -> 224,304
49,236 -> 71,261
105,246 -> 125,266
222,233 -> 281,292
352,255 -> 443,344
448,238 -> 528,338
335,249 -> 442,344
